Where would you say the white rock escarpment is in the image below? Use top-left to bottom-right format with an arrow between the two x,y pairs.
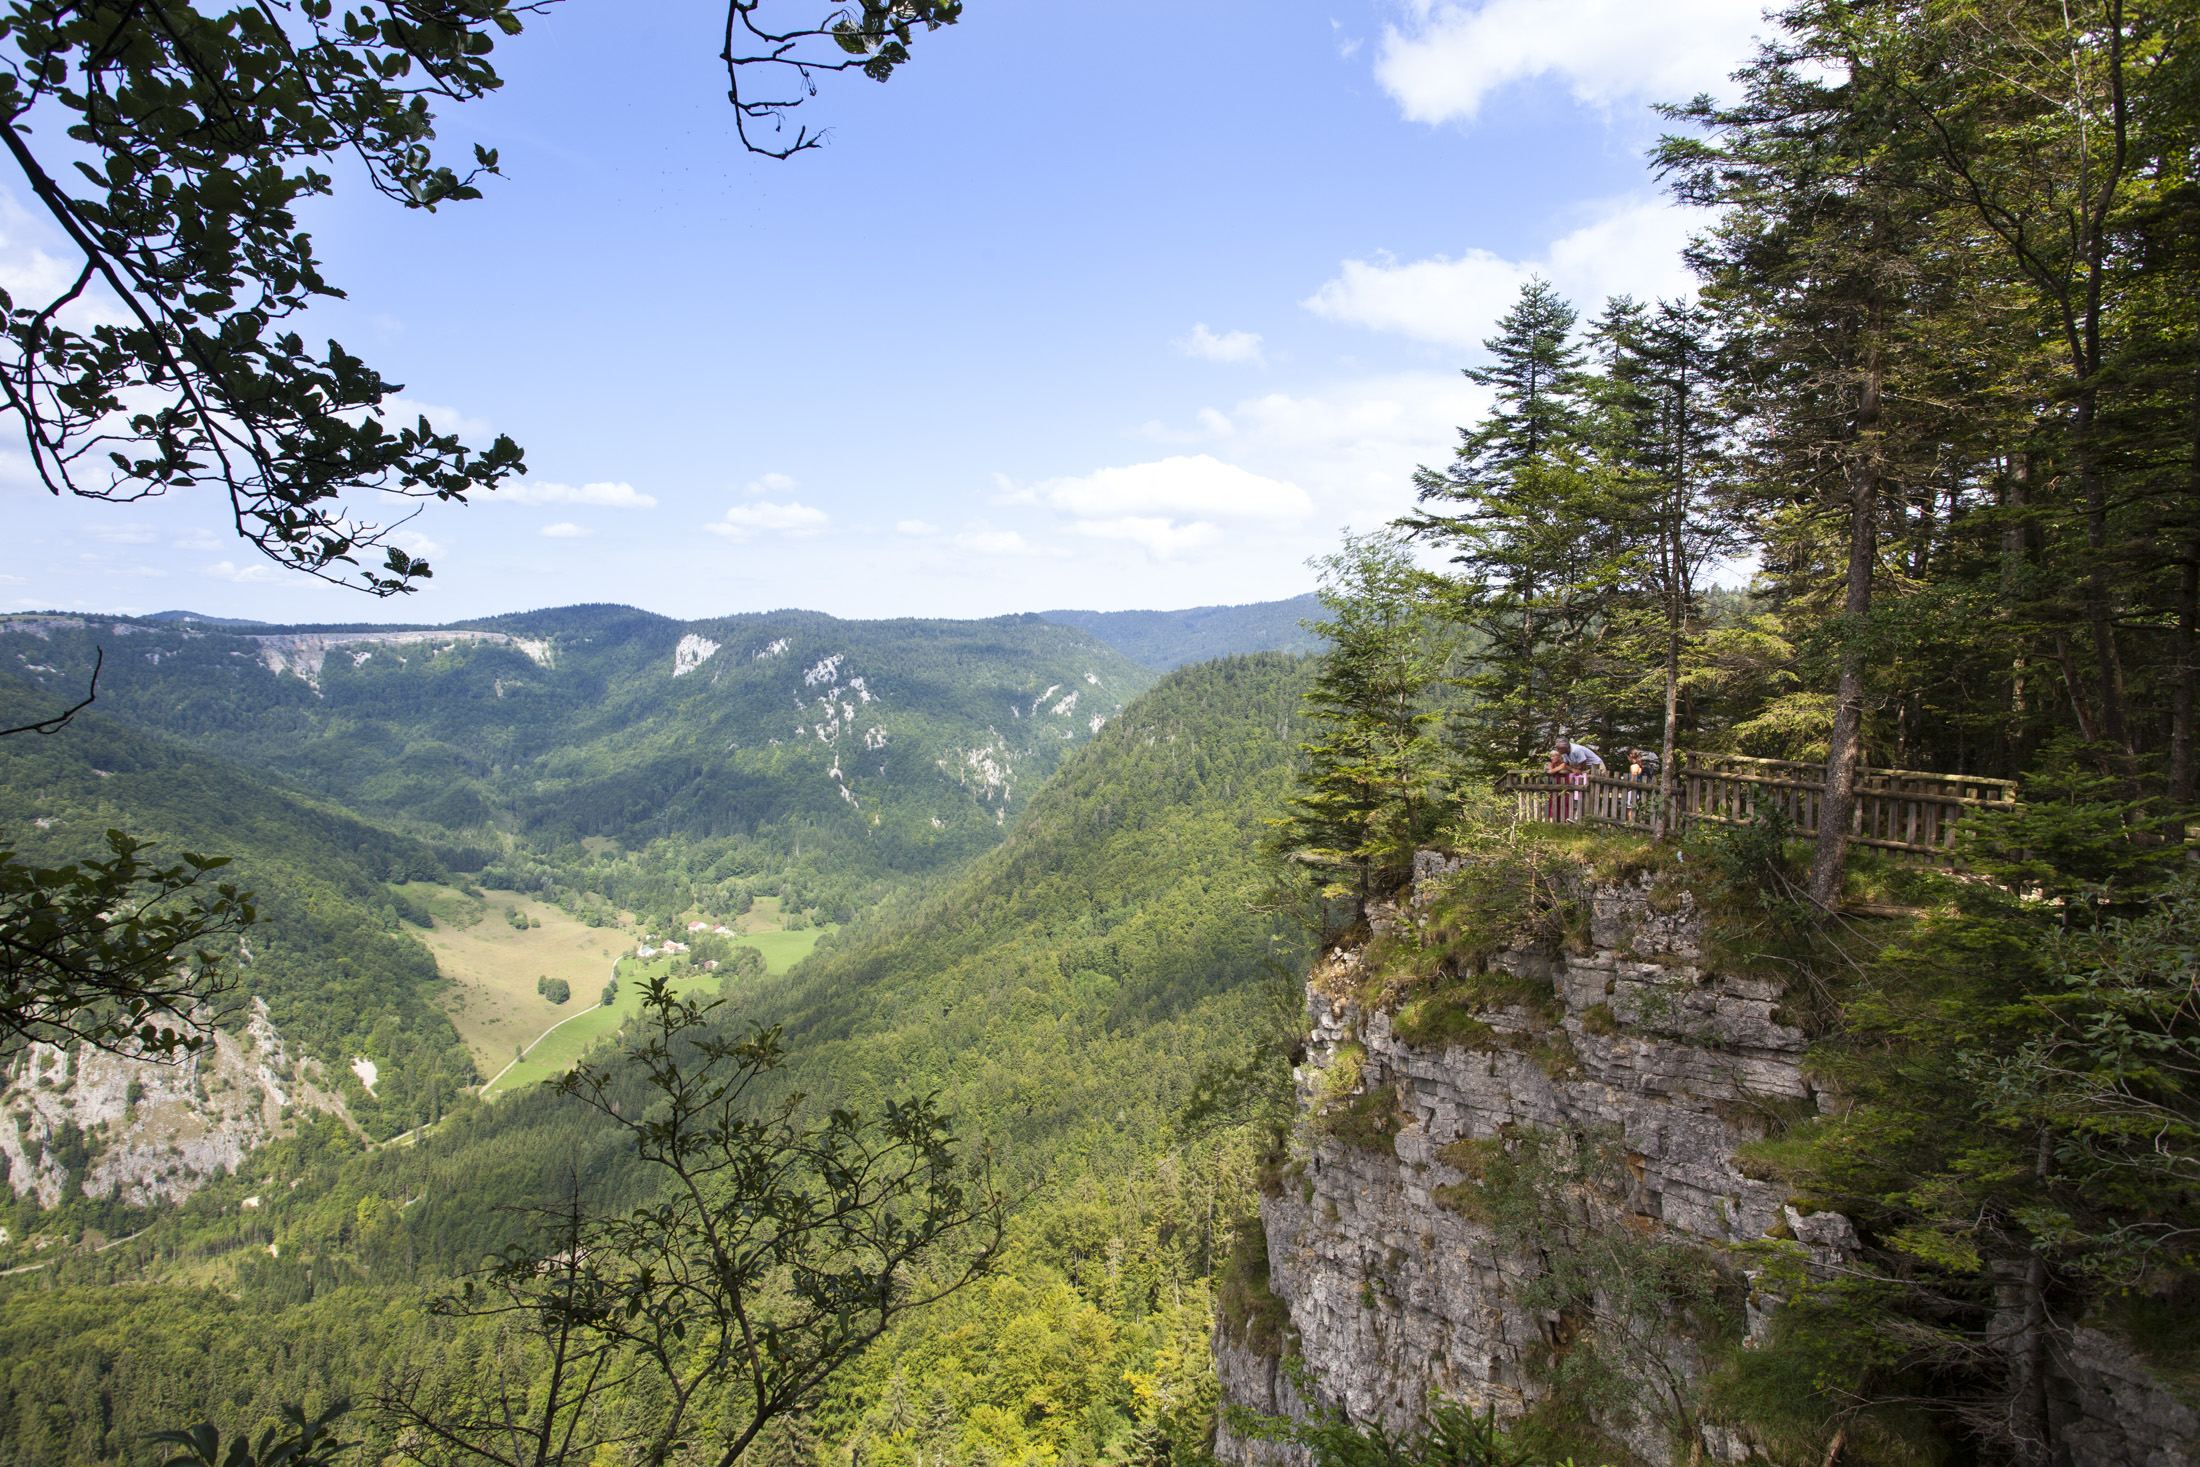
0,1001 -> 352,1208
672,634 -> 720,677
252,629 -> 552,688
1216,855 -> 2195,1467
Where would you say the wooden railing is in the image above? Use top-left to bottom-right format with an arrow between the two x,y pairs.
1499,754 -> 2018,866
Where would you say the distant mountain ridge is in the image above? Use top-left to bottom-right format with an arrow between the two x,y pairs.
143,609 -> 274,628
93,594 -> 1329,670
1,605 -> 1157,868
1038,593 -> 1324,669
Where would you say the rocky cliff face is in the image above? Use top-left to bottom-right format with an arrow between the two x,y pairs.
1,1000 -> 352,1210
1214,852 -> 2198,1467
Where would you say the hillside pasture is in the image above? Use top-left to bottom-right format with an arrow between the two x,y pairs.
481,944 -> 814,1097
744,925 -> 832,972
481,955 -> 696,1097
406,882 -> 839,1097
410,886 -> 624,1078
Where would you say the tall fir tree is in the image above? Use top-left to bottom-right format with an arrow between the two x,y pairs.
1406,281 -> 1638,770
1278,532 -> 1455,920
1590,296 -> 1750,835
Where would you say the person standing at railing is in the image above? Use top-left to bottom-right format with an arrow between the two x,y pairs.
1544,744 -> 1571,820
1556,740 -> 1605,822
1623,748 -> 1659,824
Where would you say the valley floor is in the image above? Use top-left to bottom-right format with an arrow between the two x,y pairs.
406,884 -> 836,1096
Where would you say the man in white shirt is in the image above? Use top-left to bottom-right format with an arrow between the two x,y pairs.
1559,741 -> 1605,774
1551,740 -> 1603,822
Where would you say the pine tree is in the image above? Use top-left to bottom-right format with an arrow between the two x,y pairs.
1278,532 -> 1455,920
1405,280 -> 1639,770
1416,277 -> 1590,500
1659,14 -> 1955,904
1590,297 -> 1749,835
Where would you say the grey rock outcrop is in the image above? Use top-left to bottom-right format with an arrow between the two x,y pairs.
1216,855 -> 2197,1467
1,1000 -> 352,1208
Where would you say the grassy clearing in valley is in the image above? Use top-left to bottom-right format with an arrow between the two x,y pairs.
401,883 -> 837,1097
481,938 -> 830,1096
744,925 -> 830,973
405,885 -> 626,1079
481,955 -> 704,1097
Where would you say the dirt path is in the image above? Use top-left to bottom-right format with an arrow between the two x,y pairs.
477,956 -> 625,1096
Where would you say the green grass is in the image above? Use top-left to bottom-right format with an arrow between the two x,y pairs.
479,931 -> 833,1098
396,880 -> 487,926
482,958 -> 709,1097
743,924 -> 835,974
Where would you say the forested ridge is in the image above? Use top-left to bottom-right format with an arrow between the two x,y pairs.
1,606 -> 1153,872
0,688 -> 478,1153
0,654 -> 1313,1467
4,2 -> 2200,1464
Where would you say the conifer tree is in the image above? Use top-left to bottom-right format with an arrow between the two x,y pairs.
1659,16 -> 1953,905
1591,297 -> 1749,835
1279,532 -> 1454,920
1406,281 -> 1637,768
1424,277 -> 1590,495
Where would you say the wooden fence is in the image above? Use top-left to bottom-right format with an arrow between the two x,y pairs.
1498,754 -> 2018,866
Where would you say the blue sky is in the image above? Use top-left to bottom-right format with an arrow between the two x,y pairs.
3,0 -> 1772,625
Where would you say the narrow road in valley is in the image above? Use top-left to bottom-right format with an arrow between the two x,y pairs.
1,1225 -> 153,1275
477,955 -> 626,1098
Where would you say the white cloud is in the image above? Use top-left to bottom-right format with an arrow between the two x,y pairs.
704,501 -> 830,542
1133,370 -> 1489,518
988,472 -> 1038,508
540,522 -> 592,538
1069,517 -> 1222,560
1375,0 -> 1765,125
388,529 -> 445,558
497,480 -> 659,509
744,472 -> 798,497
1303,196 -> 1707,351
382,397 -> 493,440
173,530 -> 223,551
0,190 -> 123,333
1035,455 -> 1311,523
86,523 -> 157,544
954,527 -> 1060,558
205,559 -> 282,583
896,519 -> 941,536
1175,324 -> 1265,365
1004,456 -> 1314,566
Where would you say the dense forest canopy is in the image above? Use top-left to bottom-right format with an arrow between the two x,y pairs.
1403,0 -> 2200,813
6,2 -> 2200,1466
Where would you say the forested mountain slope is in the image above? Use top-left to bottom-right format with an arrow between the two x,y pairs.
0,607 -> 1155,874
0,653 -> 1315,1466
1041,594 -> 1324,669
748,650 -> 1313,1156
0,679 -> 479,1232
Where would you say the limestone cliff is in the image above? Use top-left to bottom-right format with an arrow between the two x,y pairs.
1,1000 -> 353,1210
1214,852 -> 2197,1467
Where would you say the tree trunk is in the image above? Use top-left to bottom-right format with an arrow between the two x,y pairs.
2053,631 -> 2105,745
2010,1128 -> 2055,1466
1810,345 -> 1882,911
1657,474 -> 1685,841
1658,621 -> 1681,842
2003,455 -> 2034,768
2172,349 -> 2200,809
2076,408 -> 2136,771
2172,547 -> 2197,811
2069,7 -> 2138,787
